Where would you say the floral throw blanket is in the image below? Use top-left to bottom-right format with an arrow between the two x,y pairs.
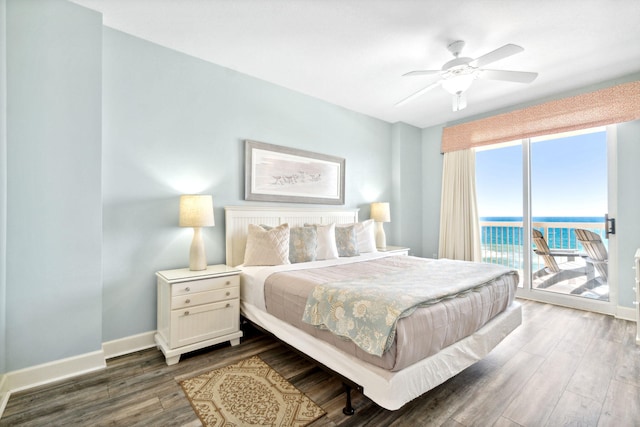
302,259 -> 515,356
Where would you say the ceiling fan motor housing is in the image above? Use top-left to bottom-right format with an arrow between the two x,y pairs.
447,40 -> 466,57
442,57 -> 474,71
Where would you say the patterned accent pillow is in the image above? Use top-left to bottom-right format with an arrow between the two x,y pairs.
337,219 -> 377,253
289,226 -> 318,263
335,224 -> 359,257
244,223 -> 290,266
305,223 -> 339,260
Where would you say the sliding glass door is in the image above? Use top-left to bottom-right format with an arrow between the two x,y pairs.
530,130 -> 609,299
476,141 -> 524,277
477,127 -> 616,314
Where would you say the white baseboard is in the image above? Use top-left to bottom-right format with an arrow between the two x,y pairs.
102,331 -> 157,359
616,305 -> 638,322
0,374 -> 9,418
7,350 -> 106,395
1,331 -> 157,394
0,331 -> 159,419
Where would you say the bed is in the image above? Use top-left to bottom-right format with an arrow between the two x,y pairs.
225,205 -> 522,412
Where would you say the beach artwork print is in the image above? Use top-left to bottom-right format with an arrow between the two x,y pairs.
245,140 -> 345,204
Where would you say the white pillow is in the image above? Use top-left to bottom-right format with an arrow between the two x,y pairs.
309,223 -> 339,260
337,219 -> 377,253
244,223 -> 291,266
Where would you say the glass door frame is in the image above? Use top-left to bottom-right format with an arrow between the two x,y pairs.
516,126 -> 617,315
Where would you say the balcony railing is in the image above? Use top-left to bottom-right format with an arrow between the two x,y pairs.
480,220 -> 606,271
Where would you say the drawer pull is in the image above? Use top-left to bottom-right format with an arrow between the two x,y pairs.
225,280 -> 231,285
185,299 -> 191,304
226,292 -> 231,297
185,287 -> 190,292
184,311 -> 190,315
225,303 -> 231,308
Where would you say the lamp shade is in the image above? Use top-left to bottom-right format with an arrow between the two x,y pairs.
179,195 -> 215,227
370,202 -> 390,223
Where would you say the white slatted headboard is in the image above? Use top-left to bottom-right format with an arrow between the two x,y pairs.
224,206 -> 359,267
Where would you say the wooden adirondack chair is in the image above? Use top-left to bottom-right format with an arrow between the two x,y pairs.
574,228 -> 608,280
532,229 -> 579,273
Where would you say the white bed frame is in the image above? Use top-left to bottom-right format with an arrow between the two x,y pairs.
224,205 -> 522,411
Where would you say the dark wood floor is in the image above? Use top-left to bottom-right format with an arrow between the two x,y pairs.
1,299 -> 639,426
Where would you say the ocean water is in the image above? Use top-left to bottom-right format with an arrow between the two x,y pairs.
481,216 -> 604,223
480,216 -> 605,249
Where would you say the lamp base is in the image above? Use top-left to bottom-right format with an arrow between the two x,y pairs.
189,227 -> 207,271
375,221 -> 387,249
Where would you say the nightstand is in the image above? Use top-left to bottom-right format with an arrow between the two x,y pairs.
378,246 -> 410,256
155,264 -> 243,365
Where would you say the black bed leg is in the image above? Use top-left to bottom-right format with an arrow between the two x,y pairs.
342,383 -> 355,416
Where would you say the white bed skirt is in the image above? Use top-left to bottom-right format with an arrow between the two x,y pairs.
241,300 -> 522,410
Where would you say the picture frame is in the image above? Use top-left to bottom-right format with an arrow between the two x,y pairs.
245,140 -> 345,205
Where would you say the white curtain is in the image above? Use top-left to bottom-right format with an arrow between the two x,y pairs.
438,149 -> 481,262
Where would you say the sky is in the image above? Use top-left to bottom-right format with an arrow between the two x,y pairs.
476,130 -> 607,218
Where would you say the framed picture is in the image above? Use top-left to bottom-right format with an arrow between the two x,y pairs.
245,140 -> 345,205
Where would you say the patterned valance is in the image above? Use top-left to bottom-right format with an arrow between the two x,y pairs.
441,80 -> 640,153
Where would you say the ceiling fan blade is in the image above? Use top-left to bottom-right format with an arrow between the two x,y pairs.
480,69 -> 538,83
395,81 -> 442,106
402,70 -> 440,77
470,44 -> 524,68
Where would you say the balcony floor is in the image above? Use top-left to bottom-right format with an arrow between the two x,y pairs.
531,257 -> 609,301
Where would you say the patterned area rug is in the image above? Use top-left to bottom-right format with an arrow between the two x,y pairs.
180,355 -> 326,426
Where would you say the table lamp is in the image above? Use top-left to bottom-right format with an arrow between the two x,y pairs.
179,194 -> 215,271
370,202 -> 390,249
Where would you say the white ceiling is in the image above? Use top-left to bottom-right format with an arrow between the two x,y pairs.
72,0 -> 640,128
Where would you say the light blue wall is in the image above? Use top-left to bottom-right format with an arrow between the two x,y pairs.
0,0 -> 7,375
391,122 -> 423,255
5,0 -> 103,370
421,126 -> 443,259
421,75 -> 640,309
101,28 -> 395,341
616,120 -> 640,308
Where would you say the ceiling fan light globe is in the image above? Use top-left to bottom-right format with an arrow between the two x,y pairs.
441,73 -> 475,95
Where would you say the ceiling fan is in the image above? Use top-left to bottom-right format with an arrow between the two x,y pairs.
396,40 -> 538,111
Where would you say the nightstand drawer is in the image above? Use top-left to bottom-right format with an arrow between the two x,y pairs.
171,275 -> 239,296
169,299 -> 240,348
171,287 -> 239,309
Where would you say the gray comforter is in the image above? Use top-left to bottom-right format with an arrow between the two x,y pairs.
264,255 -> 518,371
